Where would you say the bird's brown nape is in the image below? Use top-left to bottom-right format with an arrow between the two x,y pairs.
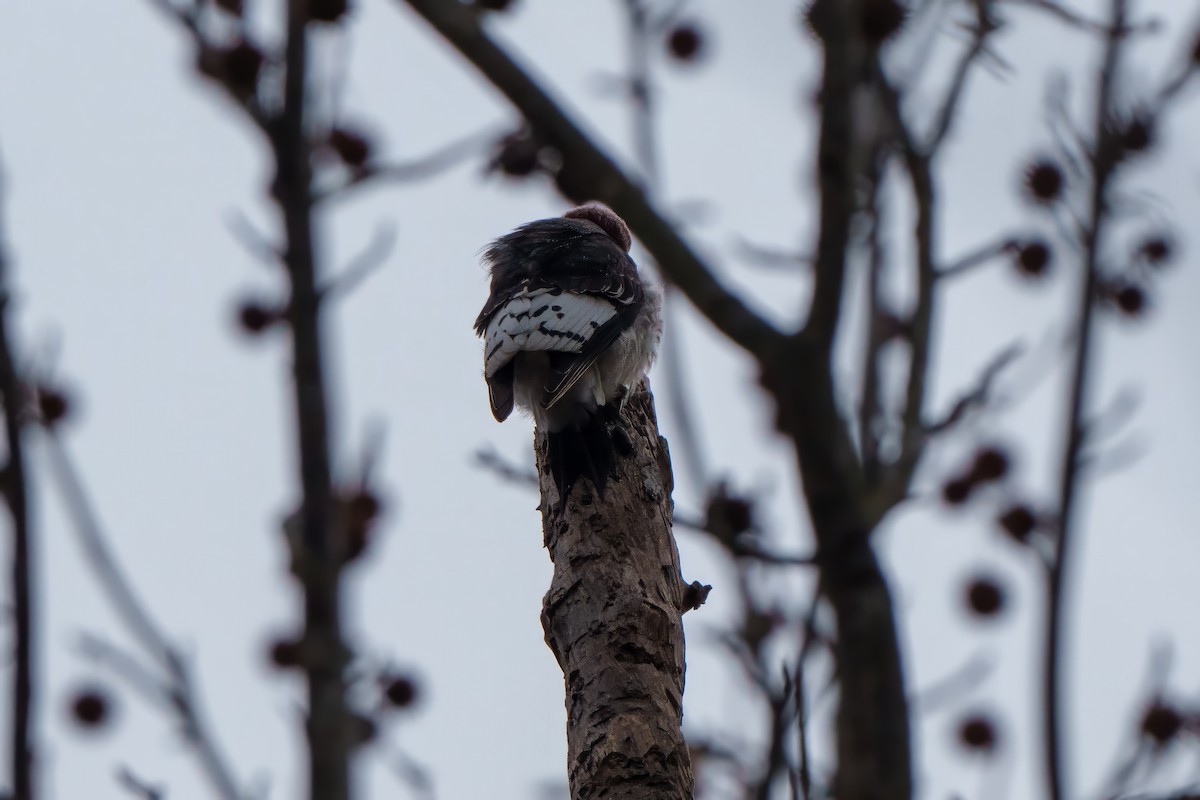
563,202 -> 632,253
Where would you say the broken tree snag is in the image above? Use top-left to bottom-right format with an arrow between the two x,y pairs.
537,383 -> 695,800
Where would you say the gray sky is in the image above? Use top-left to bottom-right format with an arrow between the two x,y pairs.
1,0 -> 1199,798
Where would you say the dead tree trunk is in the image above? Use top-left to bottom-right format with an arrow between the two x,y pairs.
537,384 -> 694,800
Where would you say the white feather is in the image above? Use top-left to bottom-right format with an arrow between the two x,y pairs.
483,289 -> 617,378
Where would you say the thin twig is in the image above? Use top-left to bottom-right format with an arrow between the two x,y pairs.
859,167 -> 887,481
0,154 -> 35,800
395,0 -> 783,358
1045,4 -> 1127,798
621,0 -> 710,494
319,124 -> 506,203
793,579 -> 824,800
1156,64 -> 1196,105
473,445 -> 538,487
320,223 -> 396,301
272,3 -> 350,799
44,434 -> 244,800
77,634 -> 172,708
42,432 -> 174,668
925,1 -> 999,152
732,237 -> 813,271
923,342 -> 1024,435
937,238 -> 1016,280
800,2 -> 858,350
732,540 -> 818,566
623,0 -> 659,192
1098,643 -> 1174,799
874,64 -> 939,508
226,211 -> 283,267
116,765 -> 166,800
1003,0 -> 1156,35
754,672 -> 796,800
388,745 -> 436,800
911,651 -> 995,714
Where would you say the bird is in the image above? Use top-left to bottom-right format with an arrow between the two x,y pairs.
475,202 -> 663,505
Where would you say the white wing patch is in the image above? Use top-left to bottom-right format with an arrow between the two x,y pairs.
484,288 -> 617,378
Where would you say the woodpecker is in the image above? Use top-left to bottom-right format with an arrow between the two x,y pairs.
475,202 -> 663,504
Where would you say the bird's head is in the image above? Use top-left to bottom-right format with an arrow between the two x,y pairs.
562,202 -> 632,253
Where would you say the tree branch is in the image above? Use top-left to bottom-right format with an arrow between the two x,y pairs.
923,342 -> 1023,436
271,4 -> 349,799
0,162 -> 34,800
767,8 -> 913,797
858,168 -> 888,482
116,765 -> 165,800
874,62 -> 938,510
1004,0 -> 1152,35
44,433 -> 243,800
937,237 -> 1016,280
800,0 -> 858,349
619,0 -> 711,494
1045,3 -> 1128,798
926,2 -> 1000,152
318,123 -> 504,203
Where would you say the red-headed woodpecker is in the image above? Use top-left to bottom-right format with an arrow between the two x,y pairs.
475,203 -> 663,502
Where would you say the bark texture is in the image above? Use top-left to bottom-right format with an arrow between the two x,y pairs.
537,384 -> 693,800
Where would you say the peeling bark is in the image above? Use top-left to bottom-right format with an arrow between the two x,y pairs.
537,384 -> 694,800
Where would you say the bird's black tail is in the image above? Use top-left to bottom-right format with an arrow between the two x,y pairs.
546,413 -> 615,509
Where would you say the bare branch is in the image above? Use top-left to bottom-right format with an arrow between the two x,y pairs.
387,747 -> 436,800
799,2 -> 858,350
318,124 -> 505,203
925,3 -> 1001,152
791,578 -> 826,800
77,634 -> 172,708
226,211 -> 283,267
937,238 -> 1017,280
924,342 -> 1024,435
472,444 -> 538,488
45,434 -> 244,800
732,237 -> 813,272
859,174 -> 887,480
619,0 -> 710,493
320,223 -> 396,301
271,5 -> 351,799
43,432 -> 175,667
792,659 -> 812,800
116,766 -> 165,800
873,64 -> 940,517
732,540 -> 819,567
1003,0 -> 1157,35
1156,63 -> 1196,105
911,651 -> 995,714
754,669 -> 799,800
0,155 -> 35,800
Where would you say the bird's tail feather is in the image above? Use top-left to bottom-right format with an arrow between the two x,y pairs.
546,414 -> 614,509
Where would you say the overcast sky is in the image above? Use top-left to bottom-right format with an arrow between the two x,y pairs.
1,0 -> 1199,798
